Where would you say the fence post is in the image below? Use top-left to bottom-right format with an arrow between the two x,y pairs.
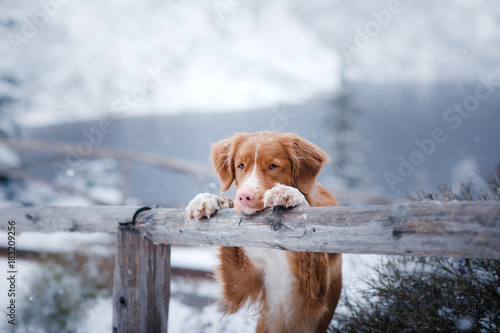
112,224 -> 171,332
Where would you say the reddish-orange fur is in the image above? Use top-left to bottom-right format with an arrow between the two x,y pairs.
211,132 -> 342,333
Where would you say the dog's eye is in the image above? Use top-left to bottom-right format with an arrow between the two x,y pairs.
238,164 -> 245,169
269,164 -> 278,170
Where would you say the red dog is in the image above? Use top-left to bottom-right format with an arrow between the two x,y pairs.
186,132 -> 342,333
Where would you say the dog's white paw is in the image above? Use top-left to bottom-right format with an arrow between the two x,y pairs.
186,193 -> 231,220
263,184 -> 309,209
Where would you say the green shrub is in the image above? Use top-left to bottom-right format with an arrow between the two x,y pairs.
331,162 -> 500,333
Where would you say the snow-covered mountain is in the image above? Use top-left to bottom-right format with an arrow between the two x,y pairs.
2,0 -> 499,126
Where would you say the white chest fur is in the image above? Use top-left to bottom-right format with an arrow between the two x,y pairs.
243,247 -> 294,324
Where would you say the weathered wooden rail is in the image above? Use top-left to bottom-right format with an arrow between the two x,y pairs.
1,201 -> 500,332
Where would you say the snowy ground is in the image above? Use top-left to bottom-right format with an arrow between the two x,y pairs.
0,231 -> 379,332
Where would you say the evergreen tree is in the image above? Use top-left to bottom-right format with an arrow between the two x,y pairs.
326,82 -> 369,190
0,1 -> 27,205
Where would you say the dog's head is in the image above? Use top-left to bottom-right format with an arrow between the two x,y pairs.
211,131 -> 329,214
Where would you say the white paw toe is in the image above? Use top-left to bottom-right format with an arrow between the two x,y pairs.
186,193 -> 229,220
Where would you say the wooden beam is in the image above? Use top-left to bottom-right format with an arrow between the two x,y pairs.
0,206 -> 141,233
0,137 -> 211,176
2,202 -> 499,258
112,226 -> 170,333
135,202 -> 500,259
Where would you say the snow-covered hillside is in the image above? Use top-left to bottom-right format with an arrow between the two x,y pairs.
2,0 -> 499,126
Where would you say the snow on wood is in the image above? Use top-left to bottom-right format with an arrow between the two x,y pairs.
1,202 -> 499,258
136,202 -> 500,259
0,206 -> 141,233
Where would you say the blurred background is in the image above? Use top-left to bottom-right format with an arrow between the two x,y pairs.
1,0 -> 499,332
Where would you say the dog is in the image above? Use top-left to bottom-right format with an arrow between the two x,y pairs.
186,131 -> 342,333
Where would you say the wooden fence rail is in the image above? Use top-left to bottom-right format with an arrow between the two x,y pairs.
0,137 -> 212,176
3,202 -> 499,258
136,201 -> 500,258
1,201 -> 500,332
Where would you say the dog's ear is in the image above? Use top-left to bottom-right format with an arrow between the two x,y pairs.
211,137 -> 235,193
288,135 -> 330,195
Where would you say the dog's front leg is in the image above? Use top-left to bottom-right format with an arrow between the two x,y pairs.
216,247 -> 264,314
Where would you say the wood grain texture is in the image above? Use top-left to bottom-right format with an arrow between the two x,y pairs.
1,202 -> 499,258
112,227 -> 170,333
0,206 -> 141,233
135,202 -> 500,259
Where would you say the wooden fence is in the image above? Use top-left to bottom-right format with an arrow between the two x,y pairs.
2,201 -> 500,332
